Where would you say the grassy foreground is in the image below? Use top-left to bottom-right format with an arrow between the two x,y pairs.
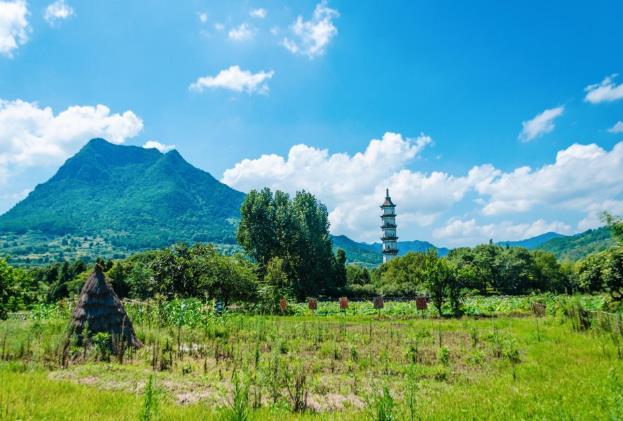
1,300 -> 623,419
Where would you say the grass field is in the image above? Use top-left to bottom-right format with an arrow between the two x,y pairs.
1,297 -> 622,420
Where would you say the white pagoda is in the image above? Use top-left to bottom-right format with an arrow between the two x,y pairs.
380,188 -> 398,263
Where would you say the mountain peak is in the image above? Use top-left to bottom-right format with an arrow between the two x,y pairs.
0,139 -> 245,249
85,137 -> 110,147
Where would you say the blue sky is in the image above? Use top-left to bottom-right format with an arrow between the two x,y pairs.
1,0 -> 623,246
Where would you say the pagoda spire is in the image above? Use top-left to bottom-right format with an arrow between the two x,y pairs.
380,188 -> 398,263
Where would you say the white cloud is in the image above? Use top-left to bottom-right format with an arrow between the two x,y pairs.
198,12 -> 208,23
143,140 -> 175,153
585,74 -> 623,104
222,132 -> 481,241
189,65 -> 274,94
608,121 -> 623,134
433,218 -> 571,247
250,8 -> 266,19
0,0 -> 29,57
44,0 -> 73,26
475,142 -> 623,216
577,200 -> 623,232
518,106 -> 564,142
0,187 -> 29,201
228,23 -> 254,41
223,131 -> 623,244
282,0 -> 338,58
214,23 -> 224,31
0,187 -> 30,212
0,99 -> 143,182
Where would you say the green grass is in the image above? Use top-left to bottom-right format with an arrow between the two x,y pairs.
1,299 -> 622,419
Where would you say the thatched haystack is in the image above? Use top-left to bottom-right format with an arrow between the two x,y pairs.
69,264 -> 142,348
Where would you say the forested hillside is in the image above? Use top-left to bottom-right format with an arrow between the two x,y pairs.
537,227 -> 615,260
0,139 -> 244,263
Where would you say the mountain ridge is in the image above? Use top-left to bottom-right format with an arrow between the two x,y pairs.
0,138 -> 245,250
498,232 -> 566,249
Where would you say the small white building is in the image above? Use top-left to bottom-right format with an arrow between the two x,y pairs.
380,189 -> 398,263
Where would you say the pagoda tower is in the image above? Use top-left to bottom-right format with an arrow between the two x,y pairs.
380,188 -> 398,263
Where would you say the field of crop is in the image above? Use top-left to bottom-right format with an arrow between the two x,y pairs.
1,295 -> 622,420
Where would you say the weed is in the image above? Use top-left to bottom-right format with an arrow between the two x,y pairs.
437,346 -> 450,366
225,371 -> 250,421
405,365 -> 418,421
370,386 -> 395,421
284,362 -> 308,412
140,375 -> 160,421
503,338 -> 521,381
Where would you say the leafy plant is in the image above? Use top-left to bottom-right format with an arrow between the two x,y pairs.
92,332 -> 111,362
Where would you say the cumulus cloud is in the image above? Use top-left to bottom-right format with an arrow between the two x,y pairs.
143,140 -> 175,153
44,0 -> 73,26
608,121 -> 623,134
282,0 -> 338,58
221,132 -> 481,241
0,99 -> 143,182
585,74 -> 623,104
228,23 -> 254,41
198,11 -> 208,23
518,106 -> 564,142
433,218 -> 571,247
0,187 -> 30,213
189,65 -> 274,94
250,8 -> 266,19
223,130 -> 623,244
577,200 -> 623,232
475,142 -> 623,216
0,0 -> 29,57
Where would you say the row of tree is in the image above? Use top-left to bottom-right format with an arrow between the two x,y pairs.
1,192 -> 623,318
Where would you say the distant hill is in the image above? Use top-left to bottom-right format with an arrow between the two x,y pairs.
331,235 -> 380,266
536,227 -> 615,260
333,227 -> 617,266
393,240 -> 449,257
0,138 -> 244,264
498,232 -> 566,249
331,235 -> 447,267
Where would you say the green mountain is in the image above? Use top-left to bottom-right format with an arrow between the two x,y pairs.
0,139 -> 244,263
331,235 -> 381,266
498,232 -> 566,249
536,227 -> 615,260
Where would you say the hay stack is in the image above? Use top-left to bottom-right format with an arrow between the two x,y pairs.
70,264 -> 142,348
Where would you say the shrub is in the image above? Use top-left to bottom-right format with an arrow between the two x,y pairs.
437,346 -> 450,366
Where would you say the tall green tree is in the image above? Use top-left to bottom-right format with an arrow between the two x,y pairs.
236,188 -> 281,275
335,249 -> 347,288
603,212 -> 623,244
576,252 -> 604,292
0,258 -> 16,319
603,247 -> 623,302
237,188 -> 337,300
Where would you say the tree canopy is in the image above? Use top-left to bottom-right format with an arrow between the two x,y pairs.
237,188 -> 340,300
